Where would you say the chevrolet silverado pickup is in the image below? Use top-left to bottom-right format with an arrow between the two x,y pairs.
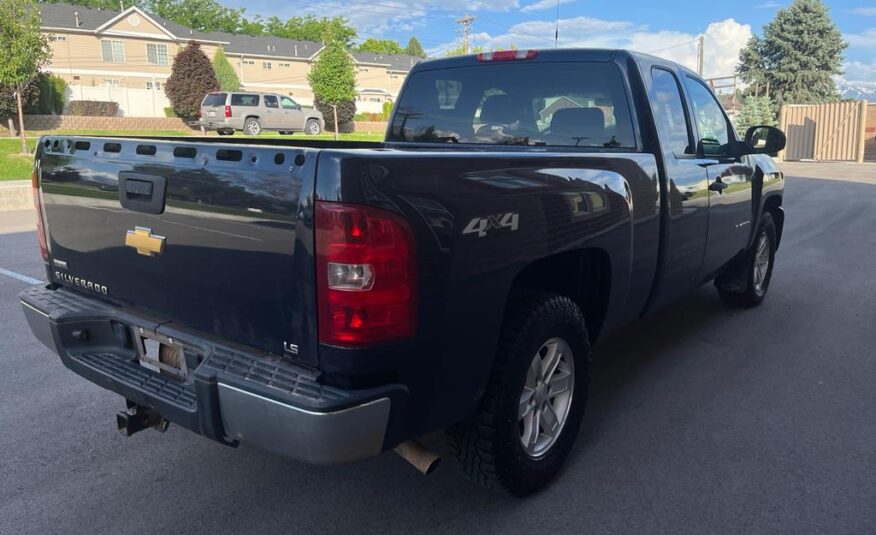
21,49 -> 786,496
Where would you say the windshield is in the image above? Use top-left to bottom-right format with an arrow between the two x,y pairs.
387,61 -> 636,149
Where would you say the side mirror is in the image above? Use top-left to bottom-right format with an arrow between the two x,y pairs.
742,125 -> 786,155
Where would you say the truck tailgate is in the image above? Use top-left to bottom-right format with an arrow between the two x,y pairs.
37,136 -> 319,364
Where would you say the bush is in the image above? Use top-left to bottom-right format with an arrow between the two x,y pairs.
353,112 -> 384,122
382,101 -> 393,120
34,74 -> 66,115
0,80 -> 40,120
66,100 -> 118,116
164,107 -> 178,118
165,42 -> 219,121
315,97 -> 355,133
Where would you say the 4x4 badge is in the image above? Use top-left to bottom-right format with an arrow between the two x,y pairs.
462,213 -> 520,238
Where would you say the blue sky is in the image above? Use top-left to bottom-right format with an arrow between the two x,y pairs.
222,1 -> 876,82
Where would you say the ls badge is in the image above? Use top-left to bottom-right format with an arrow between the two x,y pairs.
125,227 -> 165,257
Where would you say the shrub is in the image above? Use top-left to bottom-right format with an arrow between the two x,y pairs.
34,74 -> 66,115
66,100 -> 118,116
164,107 -> 178,118
382,101 -> 393,121
165,41 -> 219,121
315,97 -> 355,132
353,112 -> 384,122
0,79 -> 40,120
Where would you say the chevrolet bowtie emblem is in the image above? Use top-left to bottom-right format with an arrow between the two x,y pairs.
125,227 -> 165,257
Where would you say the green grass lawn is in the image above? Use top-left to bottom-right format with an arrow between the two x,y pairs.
0,130 -> 384,181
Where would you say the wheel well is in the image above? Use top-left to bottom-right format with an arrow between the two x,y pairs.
245,115 -> 260,123
763,195 -> 784,248
510,249 -> 611,341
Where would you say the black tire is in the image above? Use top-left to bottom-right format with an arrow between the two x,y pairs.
278,131 -> 294,135
305,118 -> 322,136
243,118 -> 261,136
217,129 -> 233,136
447,292 -> 590,496
717,212 -> 777,307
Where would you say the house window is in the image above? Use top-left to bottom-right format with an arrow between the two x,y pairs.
101,40 -> 125,63
145,80 -> 161,90
279,63 -> 291,68
146,43 -> 168,66
103,79 -> 121,87
390,75 -> 399,79
49,34 -> 67,42
359,67 -> 369,72
262,61 -> 272,70
240,60 -> 255,66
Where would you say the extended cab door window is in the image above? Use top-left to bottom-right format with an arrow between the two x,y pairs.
649,68 -> 693,157
264,96 -> 279,108
683,78 -> 732,158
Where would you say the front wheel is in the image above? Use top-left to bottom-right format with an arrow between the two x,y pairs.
447,292 -> 590,496
717,212 -> 777,307
243,118 -> 262,136
305,119 -> 322,136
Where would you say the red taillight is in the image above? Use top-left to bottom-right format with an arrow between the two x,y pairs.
32,168 -> 48,262
476,49 -> 538,62
224,105 -> 232,118
315,201 -> 416,346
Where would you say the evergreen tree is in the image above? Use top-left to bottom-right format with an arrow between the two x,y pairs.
165,41 -> 219,120
212,48 -> 240,91
308,40 -> 356,135
736,0 -> 846,105
733,95 -> 777,133
404,36 -> 427,58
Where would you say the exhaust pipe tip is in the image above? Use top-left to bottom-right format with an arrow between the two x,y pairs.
394,440 -> 441,475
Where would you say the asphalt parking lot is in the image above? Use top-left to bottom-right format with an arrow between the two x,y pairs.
2,170 -> 876,534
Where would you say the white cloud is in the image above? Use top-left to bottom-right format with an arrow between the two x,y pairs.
845,28 -> 876,48
848,7 -> 876,16
431,16 -> 751,79
755,1 -> 783,8
521,0 -> 574,13
843,59 -> 876,82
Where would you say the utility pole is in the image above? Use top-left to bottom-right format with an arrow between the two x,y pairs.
456,14 -> 475,54
696,35 -> 704,76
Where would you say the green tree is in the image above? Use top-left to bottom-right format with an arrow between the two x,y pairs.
142,0 -> 247,33
357,38 -> 403,55
263,15 -> 356,46
736,0 -> 846,105
0,0 -> 50,153
404,36 -> 427,58
733,95 -> 777,133
211,48 -> 240,91
164,41 -> 218,120
34,73 -> 67,115
308,41 -> 356,136
445,44 -> 483,57
0,80 -> 40,123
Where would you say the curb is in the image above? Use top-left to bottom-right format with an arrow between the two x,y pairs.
0,180 -> 33,212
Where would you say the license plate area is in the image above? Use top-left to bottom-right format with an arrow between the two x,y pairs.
134,327 -> 187,381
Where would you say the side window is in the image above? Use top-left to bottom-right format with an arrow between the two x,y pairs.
281,97 -> 298,109
649,68 -> 692,156
231,94 -> 259,106
264,95 -> 279,108
684,77 -> 731,157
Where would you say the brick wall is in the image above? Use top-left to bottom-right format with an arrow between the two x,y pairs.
2,115 -> 195,133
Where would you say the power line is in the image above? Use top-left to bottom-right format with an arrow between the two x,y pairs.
455,14 -> 475,54
646,37 -> 699,55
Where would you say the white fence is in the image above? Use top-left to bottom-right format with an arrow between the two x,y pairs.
66,85 -> 171,118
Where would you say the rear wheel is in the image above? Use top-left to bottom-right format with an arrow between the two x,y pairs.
447,292 -> 589,496
305,119 -> 322,136
244,118 -> 262,136
217,129 -> 233,136
717,212 -> 777,307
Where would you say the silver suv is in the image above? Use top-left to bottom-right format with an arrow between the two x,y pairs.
199,92 -> 324,136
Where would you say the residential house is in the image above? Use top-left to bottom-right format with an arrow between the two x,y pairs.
38,3 -> 421,116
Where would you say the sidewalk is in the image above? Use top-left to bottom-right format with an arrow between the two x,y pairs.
0,209 -> 35,235
779,161 -> 876,183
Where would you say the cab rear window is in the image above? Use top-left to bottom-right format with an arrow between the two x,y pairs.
388,61 -> 636,149
231,94 -> 260,106
202,93 -> 227,106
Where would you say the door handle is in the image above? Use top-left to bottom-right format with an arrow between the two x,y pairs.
709,180 -> 729,193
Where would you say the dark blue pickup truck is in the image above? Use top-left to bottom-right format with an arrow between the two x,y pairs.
21,49 -> 786,496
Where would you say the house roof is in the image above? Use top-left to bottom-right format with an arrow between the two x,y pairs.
209,32 -> 322,60
40,2 -> 422,72
352,52 -> 422,72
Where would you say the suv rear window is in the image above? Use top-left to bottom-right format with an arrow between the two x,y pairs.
388,61 -> 636,149
231,94 -> 260,106
202,93 -> 227,106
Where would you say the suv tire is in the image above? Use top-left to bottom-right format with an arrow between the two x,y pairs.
447,292 -> 590,496
717,212 -> 777,307
306,119 -> 322,136
244,118 -> 261,136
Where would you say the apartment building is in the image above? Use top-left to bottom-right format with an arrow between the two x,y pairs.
38,3 -> 421,113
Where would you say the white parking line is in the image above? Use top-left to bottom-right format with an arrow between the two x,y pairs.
0,267 -> 42,285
